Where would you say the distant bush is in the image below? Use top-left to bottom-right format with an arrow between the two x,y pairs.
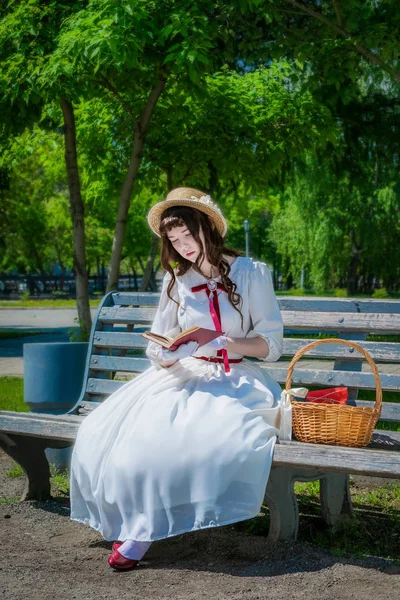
334,288 -> 347,297
372,287 -> 389,299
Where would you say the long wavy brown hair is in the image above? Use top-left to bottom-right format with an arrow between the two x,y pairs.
159,206 -> 244,327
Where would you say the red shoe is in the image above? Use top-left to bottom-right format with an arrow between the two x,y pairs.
108,549 -> 139,571
112,541 -> 123,552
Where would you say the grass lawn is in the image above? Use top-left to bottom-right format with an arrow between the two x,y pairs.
234,479 -> 400,560
0,329 -> 44,340
0,377 -> 29,412
0,288 -> 399,308
275,289 -> 400,299
0,299 -> 101,308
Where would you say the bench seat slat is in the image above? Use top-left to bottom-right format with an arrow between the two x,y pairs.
276,440 -> 400,478
98,307 -> 400,333
0,411 -> 83,423
1,411 -> 399,477
0,412 -> 83,442
112,293 -> 400,314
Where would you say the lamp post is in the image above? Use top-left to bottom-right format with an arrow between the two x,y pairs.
243,219 -> 250,257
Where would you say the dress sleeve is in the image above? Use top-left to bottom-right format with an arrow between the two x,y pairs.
145,272 -> 181,362
246,262 -> 283,362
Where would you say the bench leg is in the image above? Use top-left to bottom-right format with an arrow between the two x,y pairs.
264,468 -> 354,542
264,467 -> 299,542
0,433 -> 51,501
320,473 -> 353,527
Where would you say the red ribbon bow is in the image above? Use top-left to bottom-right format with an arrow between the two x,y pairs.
191,282 -> 230,373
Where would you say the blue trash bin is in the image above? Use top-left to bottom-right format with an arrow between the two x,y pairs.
23,342 -> 89,471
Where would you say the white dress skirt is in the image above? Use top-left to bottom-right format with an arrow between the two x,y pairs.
70,257 -> 284,543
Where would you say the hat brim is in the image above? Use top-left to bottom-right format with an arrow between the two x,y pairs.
147,198 -> 227,238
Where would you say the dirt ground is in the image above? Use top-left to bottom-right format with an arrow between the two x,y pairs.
1,450 -> 399,600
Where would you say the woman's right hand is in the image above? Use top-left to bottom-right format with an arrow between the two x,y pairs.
156,341 -> 199,367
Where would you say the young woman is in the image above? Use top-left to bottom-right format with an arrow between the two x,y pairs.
70,187 -> 284,571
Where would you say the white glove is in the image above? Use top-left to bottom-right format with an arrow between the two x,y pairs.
200,335 -> 228,353
156,340 -> 199,366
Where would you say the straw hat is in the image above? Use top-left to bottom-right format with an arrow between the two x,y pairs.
147,187 -> 227,238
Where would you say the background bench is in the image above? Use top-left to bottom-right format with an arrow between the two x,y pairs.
1,291 -> 400,543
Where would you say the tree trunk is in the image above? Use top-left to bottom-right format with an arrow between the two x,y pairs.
208,161 -> 218,196
106,77 -> 167,292
31,244 -> 45,277
346,255 -> 360,296
138,159 -> 168,293
101,261 -> 106,292
139,234 -> 159,291
60,98 -> 92,340
166,165 -> 173,191
55,247 -> 65,291
129,258 -> 139,290
136,254 -> 146,273
346,232 -> 362,296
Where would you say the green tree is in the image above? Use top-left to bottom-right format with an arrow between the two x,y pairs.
263,1 -> 400,86
0,0 -> 92,337
270,155 -> 400,294
130,64 -> 337,284
54,0 -> 304,291
0,128 -> 68,276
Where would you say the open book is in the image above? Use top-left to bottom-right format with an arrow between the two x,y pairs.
142,326 -> 222,351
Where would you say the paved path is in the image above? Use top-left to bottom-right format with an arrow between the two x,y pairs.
0,332 -> 72,376
0,308 -> 96,376
0,308 -> 97,329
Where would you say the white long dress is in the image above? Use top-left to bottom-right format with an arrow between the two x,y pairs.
70,257 -> 283,543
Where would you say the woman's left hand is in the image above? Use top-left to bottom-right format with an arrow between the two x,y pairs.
156,340 -> 199,367
200,335 -> 228,353
202,335 -> 270,359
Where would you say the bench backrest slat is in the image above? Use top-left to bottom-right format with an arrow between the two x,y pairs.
112,292 -> 400,314
98,306 -> 400,333
261,365 -> 400,393
90,355 -> 148,372
282,311 -> 400,333
87,378 -> 124,396
69,291 -> 400,426
283,339 -> 400,362
79,392 -> 399,423
92,331 -> 400,362
86,353 -> 400,393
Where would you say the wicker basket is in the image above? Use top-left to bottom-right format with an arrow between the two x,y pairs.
286,338 -> 382,448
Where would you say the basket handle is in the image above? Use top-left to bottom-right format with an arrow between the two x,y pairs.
285,338 -> 382,414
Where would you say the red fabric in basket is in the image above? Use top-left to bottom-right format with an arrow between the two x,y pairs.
306,387 -> 348,405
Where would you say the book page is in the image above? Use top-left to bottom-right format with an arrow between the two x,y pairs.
142,332 -> 173,345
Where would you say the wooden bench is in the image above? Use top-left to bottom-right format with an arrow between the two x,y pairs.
1,292 -> 400,543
